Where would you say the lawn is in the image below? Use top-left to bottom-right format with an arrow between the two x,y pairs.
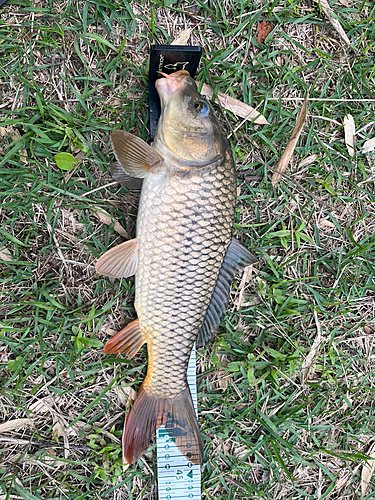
1,0 -> 375,499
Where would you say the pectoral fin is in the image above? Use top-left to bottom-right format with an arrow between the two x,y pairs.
96,238 -> 138,278
197,237 -> 258,348
111,130 -> 164,178
103,319 -> 145,359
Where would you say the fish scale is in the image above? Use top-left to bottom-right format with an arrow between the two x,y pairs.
136,163 -> 236,399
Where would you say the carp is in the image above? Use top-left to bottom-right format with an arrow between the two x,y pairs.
96,70 -> 256,464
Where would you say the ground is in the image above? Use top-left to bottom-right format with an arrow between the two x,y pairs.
1,0 -> 375,499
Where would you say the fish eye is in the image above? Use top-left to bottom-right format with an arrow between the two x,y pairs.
194,100 -> 209,114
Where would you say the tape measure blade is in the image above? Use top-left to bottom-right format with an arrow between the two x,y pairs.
157,344 -> 201,500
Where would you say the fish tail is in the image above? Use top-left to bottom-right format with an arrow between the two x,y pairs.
123,383 -> 203,465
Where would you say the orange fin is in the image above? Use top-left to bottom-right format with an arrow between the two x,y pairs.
103,320 -> 145,359
111,130 -> 164,178
96,238 -> 138,278
123,385 -> 203,465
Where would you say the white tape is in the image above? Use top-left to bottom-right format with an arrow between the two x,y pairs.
156,345 -> 201,499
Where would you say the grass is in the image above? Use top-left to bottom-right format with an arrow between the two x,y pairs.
1,0 -> 375,498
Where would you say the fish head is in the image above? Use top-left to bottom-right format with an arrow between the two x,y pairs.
155,70 -> 225,167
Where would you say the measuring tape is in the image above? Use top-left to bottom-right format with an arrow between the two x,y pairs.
156,345 -> 201,499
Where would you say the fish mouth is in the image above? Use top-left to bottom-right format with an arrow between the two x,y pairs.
155,70 -> 190,105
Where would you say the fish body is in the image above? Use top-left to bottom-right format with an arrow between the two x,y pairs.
96,70 -> 256,464
136,135 -> 236,400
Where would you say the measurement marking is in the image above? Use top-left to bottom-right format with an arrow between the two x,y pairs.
157,345 -> 201,500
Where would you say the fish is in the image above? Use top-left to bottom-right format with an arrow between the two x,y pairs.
95,70 -> 257,465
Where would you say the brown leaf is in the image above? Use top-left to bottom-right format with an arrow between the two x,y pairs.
215,354 -> 231,390
361,444 -> 375,499
298,154 -> 319,168
257,19 -> 273,44
201,84 -> 269,125
171,29 -> 191,46
272,95 -> 308,187
319,219 -> 335,228
0,248 -> 13,262
0,418 -> 33,433
92,207 -> 128,238
0,126 -> 9,137
343,114 -> 355,157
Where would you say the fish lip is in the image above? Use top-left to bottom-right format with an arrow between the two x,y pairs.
155,70 -> 191,105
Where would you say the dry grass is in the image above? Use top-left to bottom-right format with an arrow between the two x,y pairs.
1,0 -> 375,499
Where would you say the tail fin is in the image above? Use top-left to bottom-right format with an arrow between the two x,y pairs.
123,384 -> 203,465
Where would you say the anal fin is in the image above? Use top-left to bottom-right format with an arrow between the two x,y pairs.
103,319 -> 145,359
96,238 -> 138,278
197,237 -> 258,348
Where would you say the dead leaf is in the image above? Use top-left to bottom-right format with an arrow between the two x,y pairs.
100,325 -> 117,337
43,448 -> 60,466
52,416 -> 76,458
215,354 -> 231,390
335,471 -> 351,491
92,207 -> 128,238
314,0 -> 352,48
361,443 -> 375,499
0,248 -> 13,262
363,137 -> 375,154
115,385 -> 137,412
10,129 -> 28,164
0,126 -> 9,137
257,19 -> 273,44
298,154 -> 319,168
29,398 -> 52,414
201,84 -> 269,125
272,95 -> 308,186
236,265 -> 253,310
319,219 -> 335,228
171,29 -> 191,46
52,419 -> 65,441
0,418 -> 33,433
301,311 -> 324,382
343,114 -> 355,157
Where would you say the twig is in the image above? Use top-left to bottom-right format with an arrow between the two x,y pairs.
81,181 -> 118,197
54,256 -> 95,269
0,437 -> 90,451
